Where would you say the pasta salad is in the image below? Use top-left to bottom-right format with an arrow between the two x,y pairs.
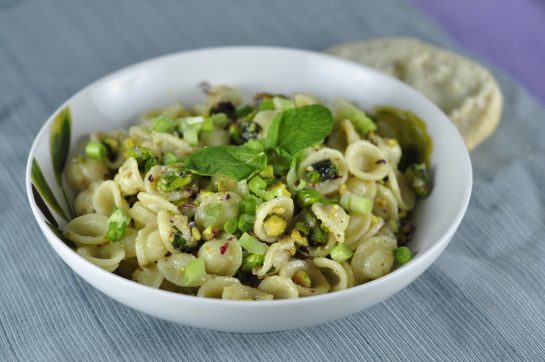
63,85 -> 431,300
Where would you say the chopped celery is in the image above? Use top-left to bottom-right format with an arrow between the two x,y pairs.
330,244 -> 353,263
248,175 -> 267,194
340,192 -> 373,214
183,258 -> 205,286
242,254 -> 265,271
238,214 -> 255,233
85,141 -> 107,160
333,99 -> 377,135
238,232 -> 268,255
152,115 -> 175,133
106,207 -> 131,241
162,152 -> 179,165
296,189 -> 322,208
210,113 -> 229,128
223,219 -> 238,234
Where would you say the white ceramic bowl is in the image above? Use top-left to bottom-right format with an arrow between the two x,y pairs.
26,46 -> 472,333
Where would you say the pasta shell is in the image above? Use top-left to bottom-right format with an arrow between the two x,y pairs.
345,140 -> 389,181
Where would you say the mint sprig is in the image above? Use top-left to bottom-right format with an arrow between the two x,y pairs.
184,105 -> 334,181
184,141 -> 267,181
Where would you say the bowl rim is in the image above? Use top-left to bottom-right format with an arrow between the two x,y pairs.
25,45 -> 473,307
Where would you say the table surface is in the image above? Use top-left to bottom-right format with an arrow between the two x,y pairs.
1,1 -> 545,361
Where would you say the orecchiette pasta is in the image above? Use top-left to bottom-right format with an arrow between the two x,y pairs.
67,157 -> 109,192
298,147 -> 349,195
373,185 -> 399,222
132,263 -> 164,288
254,238 -> 294,277
197,276 -> 241,298
74,181 -> 100,216
135,225 -> 167,267
114,157 -> 144,196
195,192 -> 241,229
198,237 -> 242,276
345,140 -> 390,181
254,197 -> 294,243
157,253 -> 207,287
351,236 -> 396,283
258,276 -> 299,299
313,257 -> 348,292
92,180 -> 129,215
64,87 -> 430,299
311,203 -> 349,243
77,243 -> 125,272
221,284 -> 273,301
64,213 -> 108,246
279,260 -> 330,297
129,201 -> 157,229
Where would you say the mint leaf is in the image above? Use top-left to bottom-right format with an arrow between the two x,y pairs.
264,105 -> 333,157
184,141 -> 267,181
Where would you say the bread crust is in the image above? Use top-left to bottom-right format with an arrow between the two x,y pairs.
326,37 -> 502,150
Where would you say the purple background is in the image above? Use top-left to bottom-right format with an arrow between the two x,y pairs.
412,0 -> 545,105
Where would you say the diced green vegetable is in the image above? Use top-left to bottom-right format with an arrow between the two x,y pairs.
259,165 -> 274,179
238,214 -> 255,233
85,141 -> 107,160
296,189 -> 322,208
404,163 -> 431,197
144,157 -> 159,173
162,152 -> 179,165
330,244 -> 353,263
242,253 -> 265,272
172,230 -> 187,251
239,194 -> 261,215
394,246 -> 413,265
152,115 -> 175,133
333,99 -> 377,135
157,167 -> 193,192
259,182 -> 290,201
309,226 -> 327,246
223,219 -> 238,234
340,192 -> 373,214
238,232 -> 268,255
106,207 -> 131,241
183,257 -> 205,286
235,105 -> 254,119
128,146 -> 156,171
248,175 -> 267,194
210,113 -> 229,128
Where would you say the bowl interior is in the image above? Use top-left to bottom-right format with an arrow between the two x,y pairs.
27,46 -> 471,298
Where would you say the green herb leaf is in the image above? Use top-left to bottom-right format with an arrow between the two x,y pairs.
184,141 -> 267,181
263,104 -> 333,157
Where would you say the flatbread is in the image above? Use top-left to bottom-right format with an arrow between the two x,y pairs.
326,37 -> 503,150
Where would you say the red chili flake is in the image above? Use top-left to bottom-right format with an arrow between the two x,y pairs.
212,228 -> 221,239
375,159 -> 387,165
220,243 -> 229,255
148,174 -> 154,182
